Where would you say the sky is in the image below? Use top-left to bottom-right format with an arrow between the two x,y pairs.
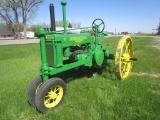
33,0 -> 160,33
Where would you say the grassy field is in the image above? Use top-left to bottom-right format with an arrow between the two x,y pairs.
0,36 -> 159,120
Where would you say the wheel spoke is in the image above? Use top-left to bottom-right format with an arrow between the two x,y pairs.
98,22 -> 103,26
53,86 -> 60,94
121,62 -> 128,76
44,98 -> 51,104
44,97 -> 50,104
124,41 -> 130,54
121,56 -> 125,62
51,87 -> 55,93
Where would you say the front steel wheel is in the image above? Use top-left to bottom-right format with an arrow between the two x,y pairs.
35,77 -> 66,113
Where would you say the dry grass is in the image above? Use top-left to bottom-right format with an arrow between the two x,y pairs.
152,36 -> 160,50
132,72 -> 160,78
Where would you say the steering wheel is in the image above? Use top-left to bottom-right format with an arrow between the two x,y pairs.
92,19 -> 105,33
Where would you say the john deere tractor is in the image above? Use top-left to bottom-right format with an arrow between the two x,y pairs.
27,0 -> 137,113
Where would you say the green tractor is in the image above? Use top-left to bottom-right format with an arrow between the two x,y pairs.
27,0 -> 137,113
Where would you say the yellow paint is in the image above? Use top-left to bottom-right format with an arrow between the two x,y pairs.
115,36 -> 133,80
44,85 -> 63,108
45,35 -> 54,40
70,36 -> 87,42
36,82 -> 43,94
64,38 -> 67,41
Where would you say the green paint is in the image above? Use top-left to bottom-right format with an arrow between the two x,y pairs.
61,0 -> 67,35
35,0 -> 114,82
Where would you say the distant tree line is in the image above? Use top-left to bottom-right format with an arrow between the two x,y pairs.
0,20 -> 82,34
27,21 -> 81,32
0,0 -> 44,39
55,20 -> 81,28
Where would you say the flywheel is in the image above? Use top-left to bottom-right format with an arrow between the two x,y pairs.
115,36 -> 134,80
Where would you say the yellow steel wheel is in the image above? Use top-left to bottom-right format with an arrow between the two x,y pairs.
27,76 -> 43,107
115,36 -> 133,80
35,78 -> 66,113
44,85 -> 63,108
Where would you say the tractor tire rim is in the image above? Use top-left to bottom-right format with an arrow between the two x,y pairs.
36,82 -> 43,94
44,85 -> 63,108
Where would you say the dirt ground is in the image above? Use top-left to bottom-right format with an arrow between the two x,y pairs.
153,36 -> 160,50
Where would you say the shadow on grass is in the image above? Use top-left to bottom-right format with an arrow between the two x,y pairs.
51,64 -> 117,83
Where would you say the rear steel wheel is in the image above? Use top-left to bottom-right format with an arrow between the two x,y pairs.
27,76 -> 43,106
35,78 -> 66,113
115,36 -> 133,80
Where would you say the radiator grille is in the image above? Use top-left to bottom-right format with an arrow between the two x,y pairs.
46,42 -> 54,66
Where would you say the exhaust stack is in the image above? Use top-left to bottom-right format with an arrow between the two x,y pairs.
50,4 -> 56,31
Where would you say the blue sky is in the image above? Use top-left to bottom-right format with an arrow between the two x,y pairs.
33,0 -> 160,33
